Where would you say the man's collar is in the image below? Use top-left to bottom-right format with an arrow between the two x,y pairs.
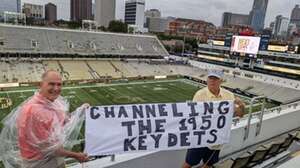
36,91 -> 55,103
207,87 -> 222,98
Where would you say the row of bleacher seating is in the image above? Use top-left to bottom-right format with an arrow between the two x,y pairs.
222,75 -> 300,104
0,59 -> 300,103
0,60 -> 45,83
214,130 -> 300,168
59,61 -> 93,80
185,67 -> 300,104
0,25 -> 168,56
189,60 -> 300,91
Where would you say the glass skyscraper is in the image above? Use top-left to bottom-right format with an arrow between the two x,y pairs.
249,0 -> 269,32
290,5 -> 300,28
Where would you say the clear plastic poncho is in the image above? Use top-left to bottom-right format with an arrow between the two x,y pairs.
0,92 -> 86,168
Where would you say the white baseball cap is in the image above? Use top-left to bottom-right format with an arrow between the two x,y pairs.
207,69 -> 224,79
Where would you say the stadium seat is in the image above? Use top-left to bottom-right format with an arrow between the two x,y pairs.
277,135 -> 294,153
262,140 -> 285,160
246,146 -> 269,167
293,131 -> 300,141
214,153 -> 251,168
214,134 -> 295,168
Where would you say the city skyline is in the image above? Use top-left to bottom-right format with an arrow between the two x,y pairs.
13,0 -> 300,28
145,0 -> 298,27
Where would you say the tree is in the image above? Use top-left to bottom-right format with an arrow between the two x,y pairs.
107,20 -> 128,33
164,45 -> 171,51
156,34 -> 199,53
25,17 -> 35,25
67,21 -> 81,29
128,27 -> 134,34
98,26 -> 107,32
54,20 -> 81,29
174,45 -> 183,53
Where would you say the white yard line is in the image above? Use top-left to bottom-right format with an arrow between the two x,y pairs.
0,79 -> 256,104
0,79 -> 186,94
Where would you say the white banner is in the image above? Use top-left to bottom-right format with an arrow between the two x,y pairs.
85,101 -> 234,156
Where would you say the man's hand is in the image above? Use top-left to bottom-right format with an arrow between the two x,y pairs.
73,152 -> 89,163
234,97 -> 245,118
81,103 -> 90,110
55,147 -> 89,163
76,103 -> 90,117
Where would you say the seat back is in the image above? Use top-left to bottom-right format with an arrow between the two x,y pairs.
278,136 -> 294,153
232,155 -> 251,168
295,131 -> 300,141
264,143 -> 281,160
250,149 -> 269,163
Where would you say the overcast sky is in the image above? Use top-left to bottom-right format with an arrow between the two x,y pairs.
23,0 -> 299,27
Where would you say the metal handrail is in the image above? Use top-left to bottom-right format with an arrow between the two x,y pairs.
233,100 -> 300,126
244,96 -> 266,141
255,97 -> 266,136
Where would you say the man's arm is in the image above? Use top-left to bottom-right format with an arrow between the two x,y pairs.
234,97 -> 245,118
57,103 -> 90,163
55,147 -> 89,163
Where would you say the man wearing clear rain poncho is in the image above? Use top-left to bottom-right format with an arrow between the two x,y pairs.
0,70 -> 90,168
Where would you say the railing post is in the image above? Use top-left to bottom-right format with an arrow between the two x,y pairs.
255,98 -> 266,136
244,96 -> 266,141
111,155 -> 115,162
232,117 -> 240,126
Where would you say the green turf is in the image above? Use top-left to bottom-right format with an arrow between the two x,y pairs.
0,80 -> 201,119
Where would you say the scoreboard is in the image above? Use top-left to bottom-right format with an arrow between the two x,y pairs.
230,36 -> 261,55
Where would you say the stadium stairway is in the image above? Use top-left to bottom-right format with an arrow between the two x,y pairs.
85,61 -> 100,80
57,61 -> 70,80
109,61 -> 121,73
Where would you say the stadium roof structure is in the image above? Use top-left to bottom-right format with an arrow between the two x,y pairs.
0,24 -> 169,57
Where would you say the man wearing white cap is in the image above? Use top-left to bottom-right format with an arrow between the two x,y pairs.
182,69 -> 245,168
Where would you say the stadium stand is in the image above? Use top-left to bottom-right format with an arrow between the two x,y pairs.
189,60 -> 300,104
0,58 -> 300,104
0,24 -> 168,56
0,60 -> 44,83
59,61 -> 93,80
0,61 -> 10,83
87,60 -> 121,78
110,61 -> 135,77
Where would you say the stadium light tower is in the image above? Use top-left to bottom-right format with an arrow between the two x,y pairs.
181,25 -> 187,57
